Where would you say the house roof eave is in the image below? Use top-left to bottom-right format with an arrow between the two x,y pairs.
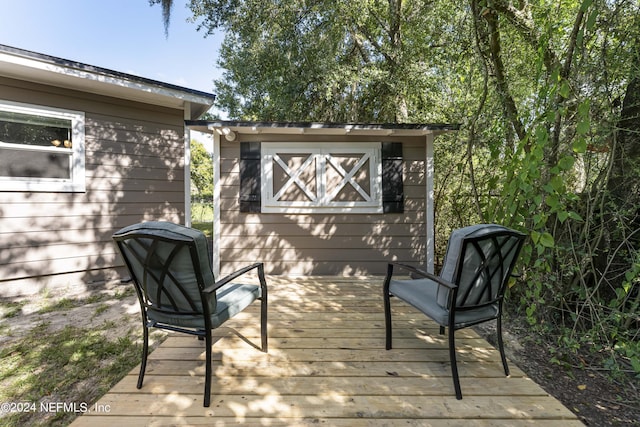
0,44 -> 216,120
187,120 -> 460,138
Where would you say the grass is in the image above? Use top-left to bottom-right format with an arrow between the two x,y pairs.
0,323 -> 142,426
0,301 -> 26,319
191,201 -> 214,238
0,285 -> 157,427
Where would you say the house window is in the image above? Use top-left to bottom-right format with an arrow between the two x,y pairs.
261,142 -> 383,214
0,100 -> 85,192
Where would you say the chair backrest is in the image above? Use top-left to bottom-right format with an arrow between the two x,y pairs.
437,224 -> 525,309
112,221 -> 216,320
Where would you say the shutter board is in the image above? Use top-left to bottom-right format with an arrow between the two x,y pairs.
381,142 -> 404,213
239,142 -> 261,213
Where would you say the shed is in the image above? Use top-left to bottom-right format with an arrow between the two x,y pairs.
187,121 -> 458,278
0,44 -> 216,296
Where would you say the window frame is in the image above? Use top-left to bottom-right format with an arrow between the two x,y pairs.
261,142 -> 383,214
0,100 -> 86,192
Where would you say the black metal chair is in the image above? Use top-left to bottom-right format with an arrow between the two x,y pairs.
112,221 -> 268,407
383,224 -> 525,399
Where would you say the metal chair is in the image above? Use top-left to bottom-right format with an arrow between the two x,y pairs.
112,221 -> 267,407
383,224 -> 525,399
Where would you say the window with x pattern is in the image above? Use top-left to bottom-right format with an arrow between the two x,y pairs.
261,143 -> 382,214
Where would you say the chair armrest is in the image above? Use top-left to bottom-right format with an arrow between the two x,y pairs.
387,262 -> 457,290
202,262 -> 266,294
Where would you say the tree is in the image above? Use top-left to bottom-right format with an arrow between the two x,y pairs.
152,0 -> 640,375
149,0 -> 174,37
182,0 -> 472,123
190,139 -> 213,198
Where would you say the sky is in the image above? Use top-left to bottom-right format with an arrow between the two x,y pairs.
0,0 -> 223,96
0,0 -> 224,146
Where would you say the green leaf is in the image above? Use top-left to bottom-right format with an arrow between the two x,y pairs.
545,194 -> 560,209
568,211 -> 583,221
577,120 -> 590,135
526,303 -> 537,317
573,138 -> 588,153
586,9 -> 598,30
580,0 -> 593,12
531,230 -> 541,244
550,175 -> 565,192
559,80 -> 570,98
539,232 -> 555,248
558,155 -> 575,171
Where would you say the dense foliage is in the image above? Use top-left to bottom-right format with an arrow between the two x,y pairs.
190,139 -> 213,199
153,0 -> 640,376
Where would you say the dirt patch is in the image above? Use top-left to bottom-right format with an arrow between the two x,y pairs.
0,280 -> 167,427
0,280 -> 140,347
474,318 -> 640,426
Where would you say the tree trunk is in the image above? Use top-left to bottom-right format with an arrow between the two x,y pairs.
608,75 -> 640,206
595,74 -> 640,292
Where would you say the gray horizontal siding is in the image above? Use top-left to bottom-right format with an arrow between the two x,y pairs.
218,136 -> 428,276
0,77 -> 186,293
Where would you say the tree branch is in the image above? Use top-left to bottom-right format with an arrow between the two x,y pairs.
482,8 -> 528,143
490,0 -> 559,71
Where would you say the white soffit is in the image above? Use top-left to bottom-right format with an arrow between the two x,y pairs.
191,121 -> 459,138
0,48 -> 215,118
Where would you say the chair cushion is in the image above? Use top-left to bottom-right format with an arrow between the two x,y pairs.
114,221 -> 213,282
437,224 -> 513,307
114,221 -> 217,315
147,282 -> 262,329
389,278 -> 498,328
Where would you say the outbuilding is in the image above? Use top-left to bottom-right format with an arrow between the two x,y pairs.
187,121 -> 458,278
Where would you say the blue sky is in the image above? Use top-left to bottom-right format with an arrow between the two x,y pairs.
0,0 -> 223,94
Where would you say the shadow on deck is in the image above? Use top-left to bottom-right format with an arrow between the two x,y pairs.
69,276 -> 582,426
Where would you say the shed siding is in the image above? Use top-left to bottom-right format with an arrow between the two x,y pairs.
219,134 -> 427,276
0,77 -> 186,296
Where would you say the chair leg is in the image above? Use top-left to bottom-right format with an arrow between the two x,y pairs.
204,329 -> 212,407
496,315 -> 510,376
137,325 -> 149,389
448,326 -> 463,400
260,295 -> 268,353
439,325 -> 445,335
258,265 -> 268,353
383,277 -> 393,350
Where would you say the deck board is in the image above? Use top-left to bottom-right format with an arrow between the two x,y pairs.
69,276 -> 582,426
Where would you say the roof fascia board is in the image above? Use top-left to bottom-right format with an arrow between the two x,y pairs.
0,46 -> 215,118
187,120 -> 460,137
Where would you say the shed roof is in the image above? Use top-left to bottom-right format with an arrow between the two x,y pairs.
188,120 -> 459,138
0,44 -> 216,119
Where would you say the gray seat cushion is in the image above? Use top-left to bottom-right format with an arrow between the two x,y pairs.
437,224 -> 515,307
148,282 -> 261,329
389,278 -> 498,329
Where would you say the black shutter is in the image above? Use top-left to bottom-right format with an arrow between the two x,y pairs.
381,142 -> 404,213
239,142 -> 261,213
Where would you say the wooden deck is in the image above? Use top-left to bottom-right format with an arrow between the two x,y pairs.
70,277 -> 582,426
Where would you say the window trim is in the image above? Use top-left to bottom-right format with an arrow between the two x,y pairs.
0,100 -> 85,192
261,142 -> 383,214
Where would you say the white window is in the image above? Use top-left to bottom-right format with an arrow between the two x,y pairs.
0,100 -> 85,192
261,142 -> 382,213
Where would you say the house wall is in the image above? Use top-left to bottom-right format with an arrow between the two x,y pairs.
218,133 -> 428,276
0,76 -> 186,296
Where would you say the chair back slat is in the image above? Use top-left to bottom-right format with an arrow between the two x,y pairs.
113,222 -> 216,320
438,224 -> 525,310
